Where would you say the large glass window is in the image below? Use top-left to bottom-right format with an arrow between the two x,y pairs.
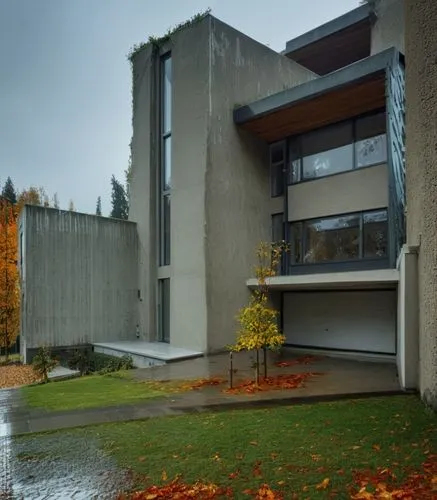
272,111 -> 387,189
301,121 -> 354,180
363,210 -> 388,258
304,214 -> 360,263
290,209 -> 388,266
159,54 -> 172,266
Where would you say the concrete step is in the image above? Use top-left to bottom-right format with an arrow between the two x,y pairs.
92,341 -> 203,368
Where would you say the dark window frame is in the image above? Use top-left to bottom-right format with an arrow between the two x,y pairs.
270,141 -> 286,197
288,208 -> 388,271
158,278 -> 170,343
159,53 -> 172,266
269,109 -> 388,191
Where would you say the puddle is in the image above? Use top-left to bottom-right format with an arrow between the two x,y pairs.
0,390 -> 129,499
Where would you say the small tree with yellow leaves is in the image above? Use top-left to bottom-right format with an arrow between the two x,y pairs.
231,241 -> 287,385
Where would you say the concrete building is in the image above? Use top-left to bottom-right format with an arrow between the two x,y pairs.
405,0 -> 437,409
127,0 -> 414,377
19,0 -> 437,405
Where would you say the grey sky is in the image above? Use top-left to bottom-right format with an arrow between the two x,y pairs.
0,0 -> 358,215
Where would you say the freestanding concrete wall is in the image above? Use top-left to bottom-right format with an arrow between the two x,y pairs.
405,0 -> 437,409
20,205 -> 139,362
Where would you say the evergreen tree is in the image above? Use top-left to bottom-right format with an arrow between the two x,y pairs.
68,199 -> 75,211
96,196 -> 102,216
110,175 -> 128,220
2,177 -> 17,204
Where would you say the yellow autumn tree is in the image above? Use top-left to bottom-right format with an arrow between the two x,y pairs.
232,241 -> 287,383
0,199 -> 19,356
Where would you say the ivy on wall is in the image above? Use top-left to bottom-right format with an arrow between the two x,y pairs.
127,8 -> 211,61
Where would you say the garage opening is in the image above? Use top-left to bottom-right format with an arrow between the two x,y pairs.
282,290 -> 396,355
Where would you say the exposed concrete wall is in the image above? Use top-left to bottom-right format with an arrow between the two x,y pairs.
405,0 -> 437,409
168,19 -> 210,352
288,164 -> 388,222
371,0 -> 405,55
396,246 -> 419,390
129,44 -> 157,342
205,17 -> 317,351
20,206 -> 139,362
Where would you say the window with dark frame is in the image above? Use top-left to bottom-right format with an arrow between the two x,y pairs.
158,278 -> 170,343
159,54 -> 172,266
289,209 -> 388,268
269,111 -> 387,190
271,213 -> 284,243
270,142 -> 285,197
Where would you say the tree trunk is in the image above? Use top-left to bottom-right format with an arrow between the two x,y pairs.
263,346 -> 267,378
255,349 -> 260,386
228,352 -> 233,389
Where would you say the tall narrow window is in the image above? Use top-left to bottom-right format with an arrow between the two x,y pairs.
158,279 -> 170,342
159,54 -> 172,266
270,142 -> 285,197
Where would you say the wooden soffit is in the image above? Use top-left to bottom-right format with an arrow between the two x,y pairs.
234,49 -> 399,143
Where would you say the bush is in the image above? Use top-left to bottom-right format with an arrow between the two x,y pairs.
68,350 -> 134,376
32,347 -> 57,383
68,349 -> 92,376
96,354 -> 134,374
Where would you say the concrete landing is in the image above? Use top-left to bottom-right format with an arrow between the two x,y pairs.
92,341 -> 203,368
48,366 -> 80,381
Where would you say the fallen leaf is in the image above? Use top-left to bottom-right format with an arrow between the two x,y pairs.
161,470 -> 167,482
228,470 -> 240,480
316,478 -> 330,490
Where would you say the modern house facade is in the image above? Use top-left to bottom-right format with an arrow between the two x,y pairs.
128,0 -> 412,371
19,0 -> 437,405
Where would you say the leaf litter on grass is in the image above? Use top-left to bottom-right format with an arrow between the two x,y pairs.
0,364 -> 41,388
117,477 -> 285,499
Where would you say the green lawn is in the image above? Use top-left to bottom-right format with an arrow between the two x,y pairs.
21,372 -> 177,411
70,395 -> 435,498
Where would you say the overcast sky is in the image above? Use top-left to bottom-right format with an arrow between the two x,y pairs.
0,0 -> 358,215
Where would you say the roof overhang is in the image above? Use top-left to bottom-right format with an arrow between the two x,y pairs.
284,5 -> 372,75
234,48 -> 400,143
246,269 -> 399,292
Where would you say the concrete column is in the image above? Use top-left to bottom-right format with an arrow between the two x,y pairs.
396,246 -> 419,390
405,0 -> 437,408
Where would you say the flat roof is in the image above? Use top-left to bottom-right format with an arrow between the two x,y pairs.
233,48 -> 400,142
284,5 -> 372,75
285,5 -> 370,56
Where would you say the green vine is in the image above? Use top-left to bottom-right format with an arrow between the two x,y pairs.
128,8 -> 211,60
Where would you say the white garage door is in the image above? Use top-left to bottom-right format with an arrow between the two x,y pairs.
283,290 -> 396,354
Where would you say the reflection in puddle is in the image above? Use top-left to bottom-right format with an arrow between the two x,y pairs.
0,390 -> 129,499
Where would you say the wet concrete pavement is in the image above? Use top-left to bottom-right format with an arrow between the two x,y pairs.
0,389 -> 130,499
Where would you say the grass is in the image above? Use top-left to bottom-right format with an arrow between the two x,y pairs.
0,353 -> 22,364
21,372 -> 180,411
59,395 -> 436,498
